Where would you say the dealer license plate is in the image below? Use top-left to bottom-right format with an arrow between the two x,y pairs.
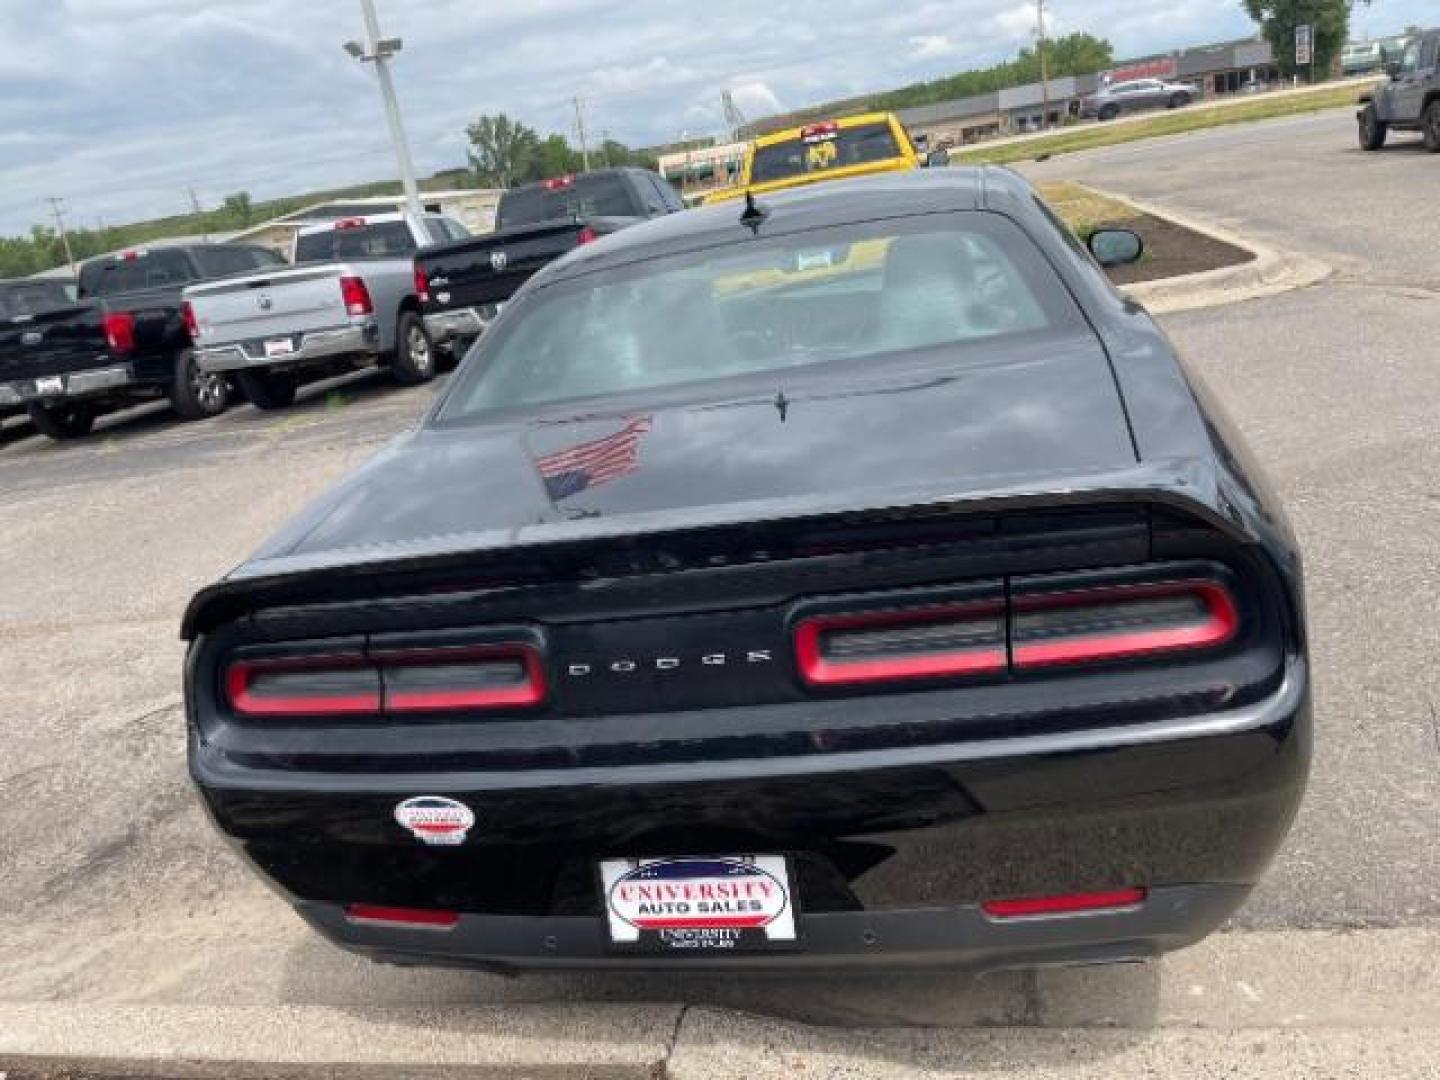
599,856 -> 799,953
264,337 -> 296,358
34,375 -> 65,396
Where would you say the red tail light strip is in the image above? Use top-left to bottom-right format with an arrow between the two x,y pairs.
795,603 -> 1008,687
378,645 -> 548,713
225,645 -> 546,719
1012,581 -> 1239,670
226,655 -> 381,718
983,888 -> 1148,920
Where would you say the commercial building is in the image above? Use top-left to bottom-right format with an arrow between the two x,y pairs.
656,142 -> 748,201
895,37 -> 1283,149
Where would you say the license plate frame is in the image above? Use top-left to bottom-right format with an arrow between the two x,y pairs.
34,375 -> 65,397
598,855 -> 801,955
264,337 -> 296,359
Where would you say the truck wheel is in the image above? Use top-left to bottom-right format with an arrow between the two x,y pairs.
26,401 -> 95,440
1098,104 -> 1119,122
170,348 -> 231,421
1358,105 -> 1388,151
1424,101 -> 1440,153
1168,92 -> 1191,109
391,311 -> 436,386
237,369 -> 298,411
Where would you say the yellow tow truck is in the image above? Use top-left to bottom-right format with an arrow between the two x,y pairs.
705,112 -> 941,205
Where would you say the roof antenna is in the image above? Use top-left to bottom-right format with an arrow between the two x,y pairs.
740,191 -> 769,232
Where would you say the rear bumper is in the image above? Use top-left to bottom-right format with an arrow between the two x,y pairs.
195,321 -> 380,374
0,363 -> 134,405
424,306 -> 495,344
194,657 -> 1310,972
301,884 -> 1249,974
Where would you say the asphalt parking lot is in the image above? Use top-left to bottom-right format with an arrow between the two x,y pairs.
1,107 -> 1437,1065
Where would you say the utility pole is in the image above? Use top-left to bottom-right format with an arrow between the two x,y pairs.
45,197 -> 77,280
344,0 -> 424,222
573,97 -> 591,172
188,186 -> 210,241
1036,0 -> 1052,130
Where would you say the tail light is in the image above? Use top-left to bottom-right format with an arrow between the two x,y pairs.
340,275 -> 374,317
577,226 -> 599,246
795,602 -> 1006,687
225,654 -> 382,718
224,643 -> 546,719
543,175 -> 575,191
182,300 -> 200,342
792,571 -> 1241,690
102,311 -> 136,355
413,264 -> 431,304
334,217 -> 367,231
375,645 -> 547,713
983,888 -> 1147,920
1012,580 -> 1238,670
344,904 -> 459,931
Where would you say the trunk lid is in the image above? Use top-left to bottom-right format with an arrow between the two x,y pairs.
249,332 -> 1140,567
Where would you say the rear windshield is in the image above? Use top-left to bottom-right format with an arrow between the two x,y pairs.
295,221 -> 417,263
497,175 -> 637,229
440,214 -> 1075,422
750,122 -> 904,185
79,249 -> 198,298
0,283 -> 73,319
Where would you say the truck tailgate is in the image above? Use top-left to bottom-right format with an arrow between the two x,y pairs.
186,266 -> 349,346
420,221 -> 585,310
0,306 -> 108,384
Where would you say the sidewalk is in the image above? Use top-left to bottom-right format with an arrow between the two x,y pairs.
3,926 -> 1436,1078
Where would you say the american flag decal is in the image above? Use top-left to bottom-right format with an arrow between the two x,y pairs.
538,417 -> 653,500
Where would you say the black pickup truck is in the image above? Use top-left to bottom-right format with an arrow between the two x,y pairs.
0,278 -> 75,424
416,168 -> 685,350
0,243 -> 286,440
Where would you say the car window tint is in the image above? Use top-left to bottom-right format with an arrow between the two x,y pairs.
249,247 -> 288,270
0,283 -> 71,318
80,249 -> 197,297
195,246 -> 271,278
497,175 -> 638,228
749,123 -> 903,184
295,221 -> 416,262
441,214 -> 1076,421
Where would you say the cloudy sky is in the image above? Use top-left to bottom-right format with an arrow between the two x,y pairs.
0,0 -> 1425,236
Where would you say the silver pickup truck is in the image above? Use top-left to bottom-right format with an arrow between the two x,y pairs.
184,213 -> 468,410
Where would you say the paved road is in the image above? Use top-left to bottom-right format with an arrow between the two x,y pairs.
0,109 -> 1436,1028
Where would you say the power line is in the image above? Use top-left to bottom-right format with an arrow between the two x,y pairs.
45,197 -> 77,280
573,96 -> 592,172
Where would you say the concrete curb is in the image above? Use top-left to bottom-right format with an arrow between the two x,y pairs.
1,927 -> 1435,1078
1082,183 -> 1332,314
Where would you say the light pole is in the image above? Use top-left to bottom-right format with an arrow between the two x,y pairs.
1036,0 -> 1051,130
344,0 -> 424,222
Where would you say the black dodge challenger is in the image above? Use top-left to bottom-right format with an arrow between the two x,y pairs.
184,168 -> 1309,972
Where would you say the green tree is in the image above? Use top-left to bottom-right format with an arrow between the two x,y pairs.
1243,0 -> 1370,80
221,192 -> 254,229
466,113 -> 541,188
527,133 -> 583,182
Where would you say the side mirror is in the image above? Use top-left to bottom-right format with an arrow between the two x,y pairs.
1088,228 -> 1144,268
925,149 -> 951,168
1385,61 -> 1402,78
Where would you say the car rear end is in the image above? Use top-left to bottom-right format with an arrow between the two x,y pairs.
417,174 -> 628,346
0,293 -> 132,415
186,497 -> 1308,972
709,114 -> 921,204
185,217 -> 413,378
